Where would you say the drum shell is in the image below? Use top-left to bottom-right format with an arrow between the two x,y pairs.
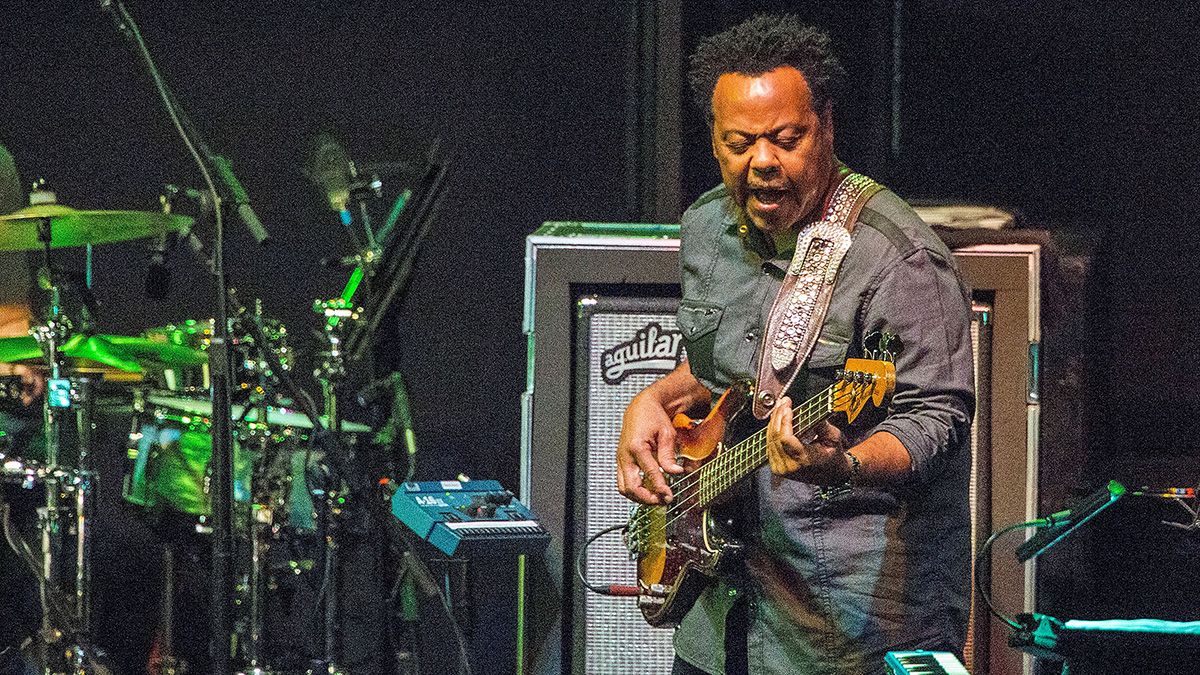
122,402 -> 315,532
142,320 -> 214,394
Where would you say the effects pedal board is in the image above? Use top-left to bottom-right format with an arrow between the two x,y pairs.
390,479 -> 550,557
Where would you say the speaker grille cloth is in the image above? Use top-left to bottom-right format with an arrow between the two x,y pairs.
583,307 -> 680,673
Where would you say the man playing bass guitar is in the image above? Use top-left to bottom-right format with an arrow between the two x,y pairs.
615,15 -> 975,675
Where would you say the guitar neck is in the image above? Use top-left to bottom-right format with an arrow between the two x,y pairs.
695,384 -> 836,508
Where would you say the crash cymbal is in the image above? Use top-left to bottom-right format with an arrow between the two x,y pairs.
147,393 -> 371,432
0,203 -> 192,251
0,334 -> 207,373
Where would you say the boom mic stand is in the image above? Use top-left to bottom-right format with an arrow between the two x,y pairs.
102,4 -> 271,672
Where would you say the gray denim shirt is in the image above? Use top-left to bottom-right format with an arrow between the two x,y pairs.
672,183 -> 975,675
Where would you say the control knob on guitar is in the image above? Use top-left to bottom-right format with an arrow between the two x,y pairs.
623,357 -> 896,627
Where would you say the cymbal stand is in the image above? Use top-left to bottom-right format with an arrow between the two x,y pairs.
231,315 -> 283,675
240,414 -> 271,675
217,300 -> 284,672
29,212 -> 96,673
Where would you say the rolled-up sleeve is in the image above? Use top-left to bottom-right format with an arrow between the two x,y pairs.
864,246 -> 975,485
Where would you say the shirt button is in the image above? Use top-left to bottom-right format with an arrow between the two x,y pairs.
744,330 -> 757,342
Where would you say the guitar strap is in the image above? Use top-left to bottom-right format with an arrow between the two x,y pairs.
751,172 -> 883,420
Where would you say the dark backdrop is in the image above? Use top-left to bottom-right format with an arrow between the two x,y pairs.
1,1 -> 641,484
3,0 -> 1198,671
1,1 -> 641,671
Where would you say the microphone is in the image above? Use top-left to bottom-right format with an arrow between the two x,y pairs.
1016,480 -> 1126,562
210,155 -> 269,245
304,132 -> 354,214
356,373 -> 419,480
150,184 -> 214,299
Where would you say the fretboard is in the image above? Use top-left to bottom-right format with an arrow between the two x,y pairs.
693,384 -> 837,507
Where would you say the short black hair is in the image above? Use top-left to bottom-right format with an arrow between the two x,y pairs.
688,14 -> 846,123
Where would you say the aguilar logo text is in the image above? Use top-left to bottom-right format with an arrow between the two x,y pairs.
601,322 -> 685,385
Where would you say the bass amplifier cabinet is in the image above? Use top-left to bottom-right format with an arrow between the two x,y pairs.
573,295 -> 683,674
522,222 -> 1041,675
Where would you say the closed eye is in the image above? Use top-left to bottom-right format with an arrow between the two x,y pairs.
769,131 -> 802,149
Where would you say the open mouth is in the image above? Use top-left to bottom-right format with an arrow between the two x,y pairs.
749,188 -> 787,206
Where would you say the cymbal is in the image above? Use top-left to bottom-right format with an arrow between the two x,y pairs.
147,393 -> 371,432
0,334 -> 207,373
0,203 -> 192,251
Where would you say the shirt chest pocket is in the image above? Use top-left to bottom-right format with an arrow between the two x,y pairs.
808,333 -> 850,371
790,330 -> 853,402
676,301 -> 723,384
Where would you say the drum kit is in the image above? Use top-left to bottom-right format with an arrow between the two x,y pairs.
0,194 -> 369,673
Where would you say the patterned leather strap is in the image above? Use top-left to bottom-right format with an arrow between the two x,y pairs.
751,172 -> 883,420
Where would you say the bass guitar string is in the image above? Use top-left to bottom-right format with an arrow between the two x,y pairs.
625,383 -> 841,536
655,384 -> 865,533
626,382 -> 862,537
627,379 -> 870,538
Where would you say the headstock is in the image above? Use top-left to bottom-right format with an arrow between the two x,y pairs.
832,358 -> 896,423
862,330 -> 903,363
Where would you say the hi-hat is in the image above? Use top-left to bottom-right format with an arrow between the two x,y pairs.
0,203 -> 192,251
0,334 -> 207,373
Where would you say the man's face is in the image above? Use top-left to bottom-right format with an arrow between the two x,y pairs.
711,66 -> 835,235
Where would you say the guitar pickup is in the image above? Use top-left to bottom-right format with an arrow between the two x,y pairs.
638,596 -> 666,608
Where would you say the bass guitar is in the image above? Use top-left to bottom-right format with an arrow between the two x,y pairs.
623,357 -> 895,627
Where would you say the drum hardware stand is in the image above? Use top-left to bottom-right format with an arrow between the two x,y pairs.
0,487 -> 101,674
307,143 -> 431,672
237,416 -> 270,675
322,143 -> 448,672
224,292 -> 333,674
301,299 -> 366,675
221,300 -> 301,675
24,204 -> 101,674
149,545 -> 187,675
